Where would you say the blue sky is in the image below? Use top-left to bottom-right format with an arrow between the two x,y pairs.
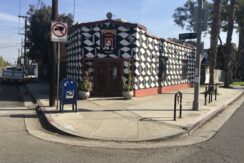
0,0 -> 239,64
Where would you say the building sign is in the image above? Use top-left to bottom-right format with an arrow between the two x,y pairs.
101,29 -> 116,53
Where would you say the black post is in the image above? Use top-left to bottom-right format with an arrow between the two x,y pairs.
179,92 -> 182,118
174,92 -> 183,120
215,84 -> 217,101
205,86 -> 208,105
24,17 -> 27,68
208,85 -> 211,103
210,85 -> 213,102
49,0 -> 58,106
174,94 -> 177,121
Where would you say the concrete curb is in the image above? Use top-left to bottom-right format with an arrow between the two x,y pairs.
25,85 -> 81,137
38,102 -> 187,142
25,85 -> 243,143
184,91 -> 244,134
25,85 -> 188,142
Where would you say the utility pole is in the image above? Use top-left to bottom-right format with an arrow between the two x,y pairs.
73,0 -> 76,22
18,15 -> 28,68
20,38 -> 23,57
49,0 -> 58,106
192,0 -> 204,111
20,39 -> 25,70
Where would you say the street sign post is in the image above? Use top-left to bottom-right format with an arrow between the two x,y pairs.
51,22 -> 68,43
51,21 -> 68,110
193,0 -> 204,111
179,33 -> 197,40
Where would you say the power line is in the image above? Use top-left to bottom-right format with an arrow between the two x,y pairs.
0,28 -> 18,31
0,33 -> 18,40
0,26 -> 19,30
0,43 -> 20,46
0,46 -> 19,48
0,57 -> 17,60
0,31 -> 17,36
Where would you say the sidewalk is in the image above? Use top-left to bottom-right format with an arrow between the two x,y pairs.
26,82 -> 243,142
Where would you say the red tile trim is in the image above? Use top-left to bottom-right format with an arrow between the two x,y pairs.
134,83 -> 193,97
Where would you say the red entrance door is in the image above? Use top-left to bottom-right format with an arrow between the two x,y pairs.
94,59 -> 123,96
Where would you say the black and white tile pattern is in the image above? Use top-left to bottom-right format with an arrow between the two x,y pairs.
66,19 -> 196,92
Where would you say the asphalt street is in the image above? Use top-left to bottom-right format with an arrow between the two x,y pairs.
0,83 -> 243,163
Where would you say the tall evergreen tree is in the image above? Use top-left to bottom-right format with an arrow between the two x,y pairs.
25,4 -> 73,63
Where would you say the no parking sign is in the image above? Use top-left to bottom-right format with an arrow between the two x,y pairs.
51,21 -> 68,43
50,21 -> 68,110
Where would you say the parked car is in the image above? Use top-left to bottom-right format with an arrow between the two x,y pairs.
24,63 -> 38,82
1,66 -> 24,84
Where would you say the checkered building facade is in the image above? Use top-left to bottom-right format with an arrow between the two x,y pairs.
66,19 -> 195,93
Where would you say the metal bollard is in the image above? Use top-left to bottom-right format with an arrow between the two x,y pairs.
208,85 -> 211,103
174,91 -> 183,121
208,85 -> 214,103
215,84 -> 217,101
174,95 -> 177,121
211,91 -> 213,102
205,86 -> 208,105
179,92 -> 182,118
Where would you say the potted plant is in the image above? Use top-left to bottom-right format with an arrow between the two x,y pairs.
78,71 -> 92,99
122,63 -> 133,100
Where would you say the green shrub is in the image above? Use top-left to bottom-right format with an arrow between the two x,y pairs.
123,62 -> 133,91
79,71 -> 92,92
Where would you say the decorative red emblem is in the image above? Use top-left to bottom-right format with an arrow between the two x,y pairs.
101,29 -> 116,53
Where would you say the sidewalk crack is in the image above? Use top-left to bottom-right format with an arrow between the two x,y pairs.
90,119 -> 103,136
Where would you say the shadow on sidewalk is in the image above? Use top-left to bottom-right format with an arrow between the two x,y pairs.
10,114 -> 38,118
0,108 -> 34,111
140,117 -> 176,121
42,110 -> 78,114
77,108 -> 194,112
88,97 -> 125,101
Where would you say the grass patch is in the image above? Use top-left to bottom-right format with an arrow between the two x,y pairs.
232,82 -> 244,86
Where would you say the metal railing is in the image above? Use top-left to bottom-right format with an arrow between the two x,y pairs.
174,91 -> 182,121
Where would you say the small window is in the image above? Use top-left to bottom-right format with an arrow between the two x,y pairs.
182,60 -> 187,80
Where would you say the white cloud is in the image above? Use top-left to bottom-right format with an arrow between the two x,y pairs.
0,12 -> 19,23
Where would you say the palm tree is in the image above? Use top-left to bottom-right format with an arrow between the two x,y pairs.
236,0 -> 244,80
209,0 -> 222,85
224,0 -> 236,87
